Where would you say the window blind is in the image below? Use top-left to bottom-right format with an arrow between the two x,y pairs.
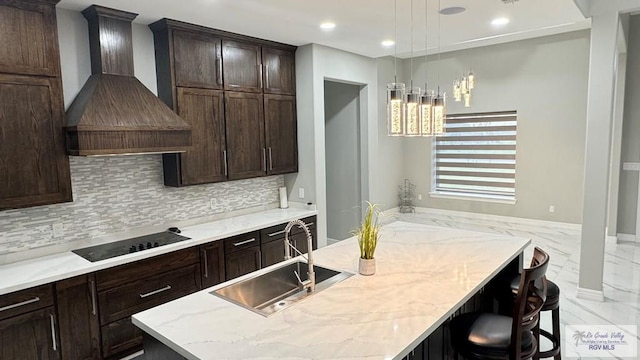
434,111 -> 517,199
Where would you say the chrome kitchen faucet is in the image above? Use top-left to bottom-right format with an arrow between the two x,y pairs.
284,220 -> 316,293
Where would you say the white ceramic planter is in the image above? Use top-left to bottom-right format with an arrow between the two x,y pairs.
358,258 -> 375,276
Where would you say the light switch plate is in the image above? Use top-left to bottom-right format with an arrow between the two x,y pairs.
298,188 -> 305,199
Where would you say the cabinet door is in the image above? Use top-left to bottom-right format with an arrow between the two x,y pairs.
225,247 -> 261,281
0,74 -> 72,210
262,239 -> 285,268
222,40 -> 261,93
0,307 -> 60,360
225,92 -> 265,180
0,1 -> 61,77
173,30 -> 222,89
201,241 -> 226,288
262,48 -> 295,95
55,275 -> 101,360
264,94 -> 297,175
164,88 -> 226,186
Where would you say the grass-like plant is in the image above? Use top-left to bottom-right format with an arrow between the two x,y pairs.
354,202 -> 381,260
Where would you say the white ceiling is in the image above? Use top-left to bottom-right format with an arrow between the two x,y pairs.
57,0 -> 590,59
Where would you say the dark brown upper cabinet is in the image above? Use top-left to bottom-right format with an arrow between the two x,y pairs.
0,0 -> 72,211
264,94 -> 298,175
173,30 -> 222,90
0,0 -> 61,77
222,40 -> 262,93
225,92 -> 266,180
262,47 -> 295,95
164,88 -> 226,186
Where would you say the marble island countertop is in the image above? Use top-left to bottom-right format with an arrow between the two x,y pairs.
132,221 -> 531,360
0,207 -> 316,296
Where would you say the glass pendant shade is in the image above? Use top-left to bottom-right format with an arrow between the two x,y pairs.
464,91 -> 471,107
404,87 -> 422,136
461,76 -> 468,93
468,71 -> 475,90
420,92 -> 434,136
453,80 -> 462,102
433,94 -> 446,135
387,83 -> 406,136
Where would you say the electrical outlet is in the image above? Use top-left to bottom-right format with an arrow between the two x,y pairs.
549,205 -> 555,213
299,188 -> 305,199
210,198 -> 216,210
418,194 -> 423,200
52,223 -> 64,238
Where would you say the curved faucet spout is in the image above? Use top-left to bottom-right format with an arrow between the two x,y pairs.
284,219 -> 315,293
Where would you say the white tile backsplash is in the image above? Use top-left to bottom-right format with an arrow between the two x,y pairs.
0,155 -> 283,255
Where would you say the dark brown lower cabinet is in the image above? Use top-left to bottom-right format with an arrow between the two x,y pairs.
225,247 -> 261,280
201,241 -> 226,288
261,238 -> 286,268
55,274 -> 101,360
0,306 -> 60,360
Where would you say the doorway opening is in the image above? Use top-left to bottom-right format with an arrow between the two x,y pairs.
324,81 -> 363,244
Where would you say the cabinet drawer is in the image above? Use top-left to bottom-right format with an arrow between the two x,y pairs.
0,284 -> 53,321
101,316 -> 142,359
224,231 -> 260,254
96,247 -> 199,291
98,264 -> 201,325
260,216 -> 316,244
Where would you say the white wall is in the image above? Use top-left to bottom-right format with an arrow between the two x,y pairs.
400,30 -> 591,224
324,81 -> 362,240
288,44 -> 406,248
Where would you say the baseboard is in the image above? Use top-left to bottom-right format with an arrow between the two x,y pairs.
576,286 -> 605,302
405,207 -> 581,231
617,233 -> 636,242
606,235 -> 618,245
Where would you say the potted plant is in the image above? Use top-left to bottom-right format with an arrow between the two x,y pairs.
354,202 -> 381,276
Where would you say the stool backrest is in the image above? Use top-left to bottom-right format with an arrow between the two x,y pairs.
510,247 -> 549,359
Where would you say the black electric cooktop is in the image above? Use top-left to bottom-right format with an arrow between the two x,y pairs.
72,230 -> 191,262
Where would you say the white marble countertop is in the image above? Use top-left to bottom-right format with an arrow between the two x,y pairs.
0,207 -> 316,296
132,221 -> 531,360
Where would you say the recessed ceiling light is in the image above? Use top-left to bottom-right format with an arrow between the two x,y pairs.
320,22 -> 336,30
381,40 -> 395,47
491,17 -> 510,26
439,6 -> 466,15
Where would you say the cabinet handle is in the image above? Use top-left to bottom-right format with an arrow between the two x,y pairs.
50,314 -> 57,351
216,57 -> 222,85
89,279 -> 97,316
223,150 -> 228,176
0,296 -> 39,312
233,238 -> 256,247
265,64 -> 270,89
202,249 -> 209,278
259,64 -> 263,88
139,285 -> 172,299
258,249 -> 262,269
268,147 -> 273,171
267,229 -> 286,237
262,148 -> 267,172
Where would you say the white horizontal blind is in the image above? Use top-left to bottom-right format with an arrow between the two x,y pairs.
434,111 -> 517,199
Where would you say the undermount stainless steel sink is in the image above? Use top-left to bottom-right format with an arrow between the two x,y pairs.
211,261 -> 353,316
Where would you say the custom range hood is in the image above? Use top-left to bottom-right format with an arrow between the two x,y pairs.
65,5 -> 191,156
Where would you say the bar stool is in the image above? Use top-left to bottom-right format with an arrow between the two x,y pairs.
507,275 -> 561,359
450,247 -> 550,360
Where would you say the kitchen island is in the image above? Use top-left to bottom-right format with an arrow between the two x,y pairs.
132,221 -> 530,360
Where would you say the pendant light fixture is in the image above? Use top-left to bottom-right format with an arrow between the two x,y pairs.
433,0 -> 446,135
420,0 -> 434,136
404,0 -> 421,136
387,0 -> 406,136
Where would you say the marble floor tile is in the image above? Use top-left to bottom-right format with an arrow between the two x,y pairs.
399,211 -> 640,359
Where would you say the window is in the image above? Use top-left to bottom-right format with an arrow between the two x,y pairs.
433,111 -> 517,201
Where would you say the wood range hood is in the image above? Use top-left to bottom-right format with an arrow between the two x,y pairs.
65,5 -> 191,156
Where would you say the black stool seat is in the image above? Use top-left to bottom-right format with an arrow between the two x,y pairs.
450,313 -> 536,360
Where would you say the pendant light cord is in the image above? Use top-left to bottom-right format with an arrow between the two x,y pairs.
410,0 -> 414,89
424,0 -> 428,90
437,0 -> 441,93
394,0 -> 398,83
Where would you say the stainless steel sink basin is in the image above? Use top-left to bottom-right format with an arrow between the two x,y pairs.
211,261 -> 353,316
